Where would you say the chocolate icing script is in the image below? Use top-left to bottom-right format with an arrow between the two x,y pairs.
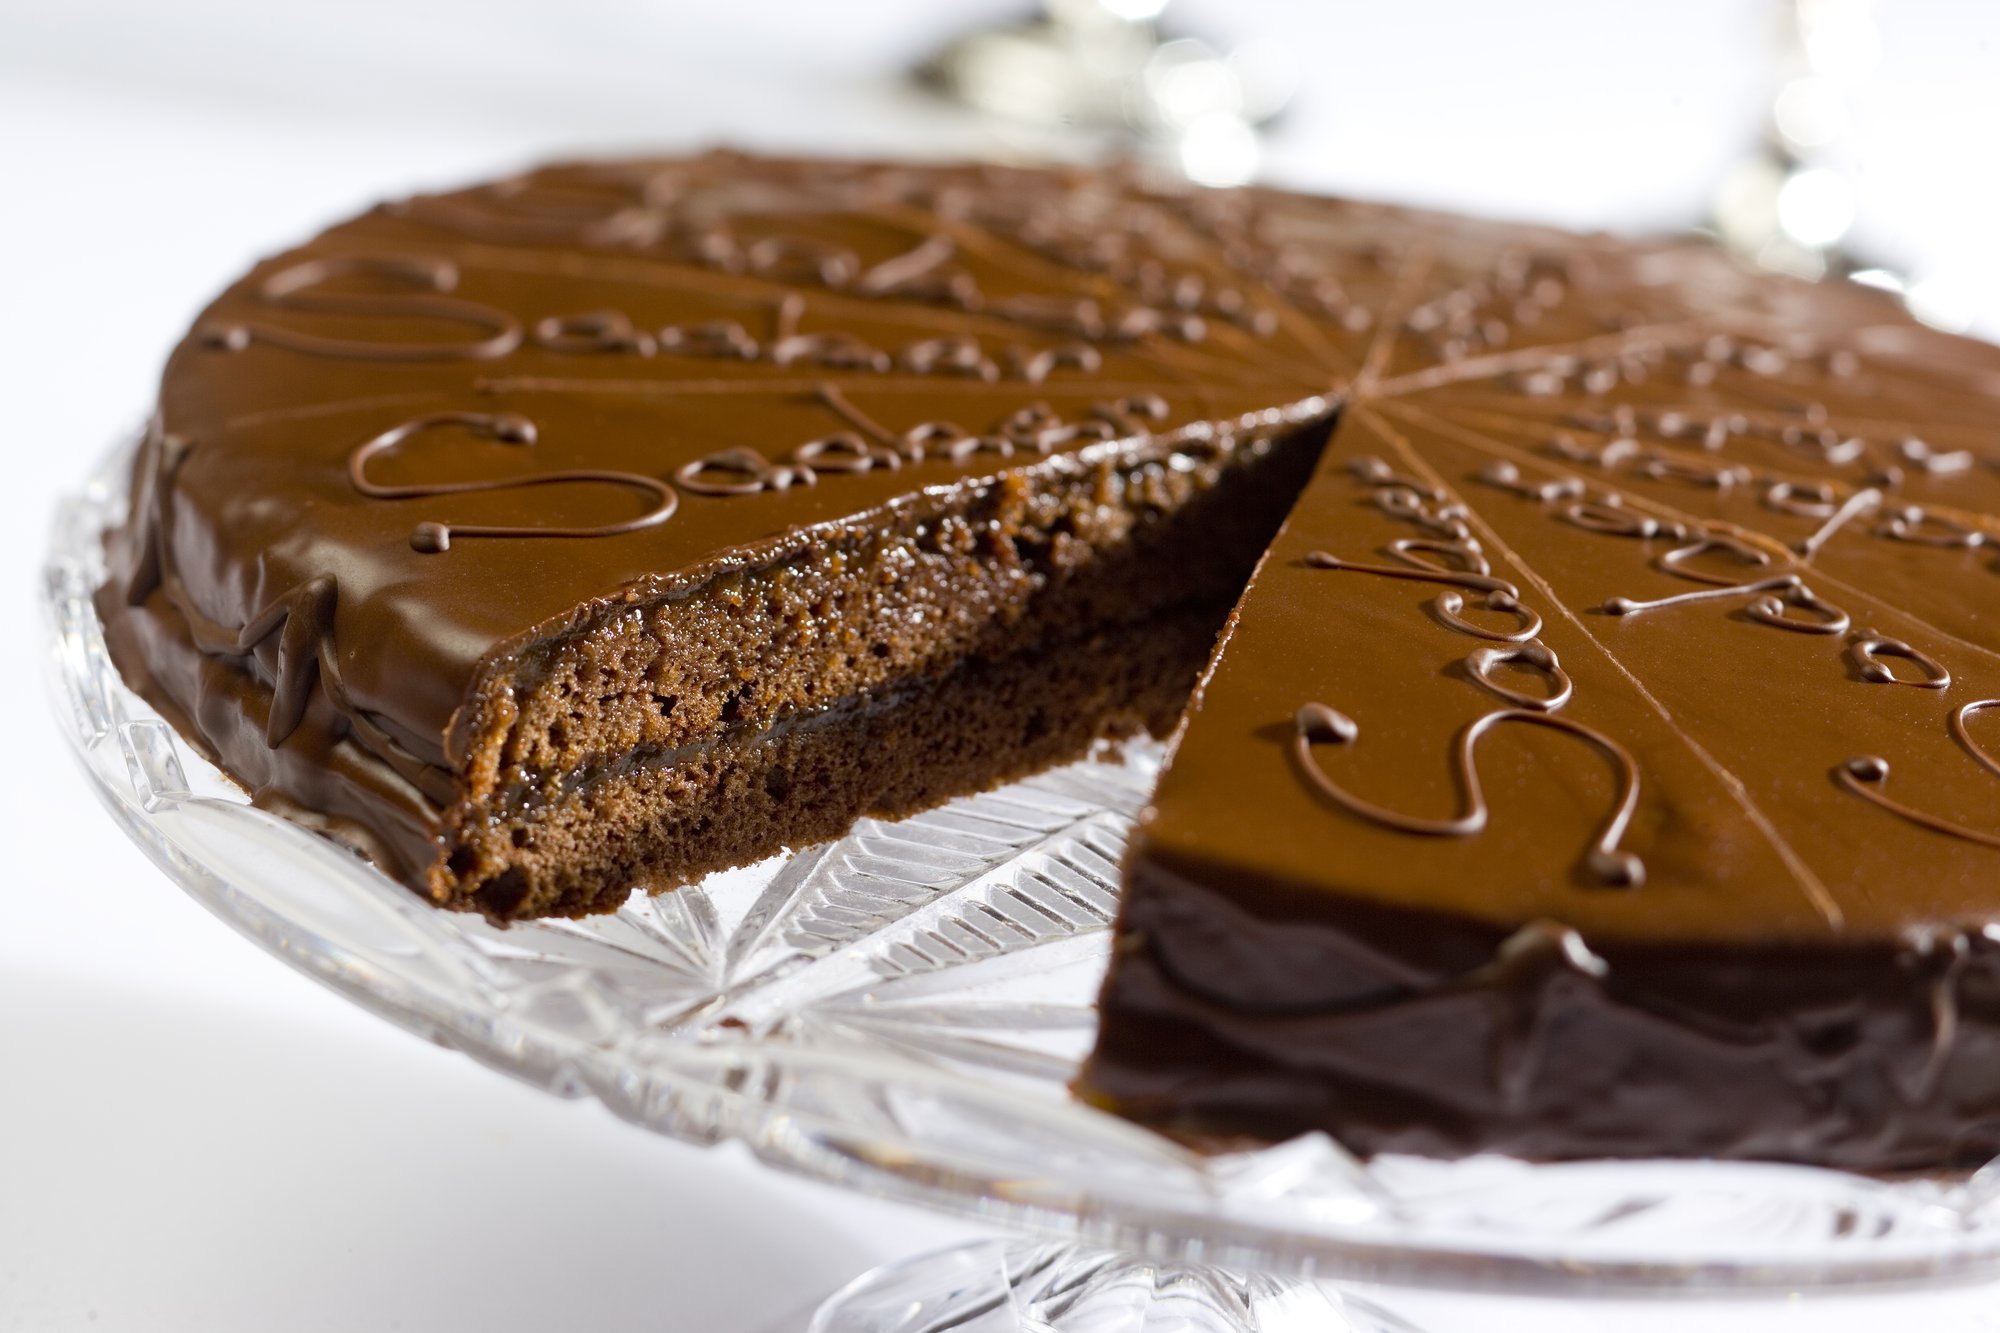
1538,397 -> 2000,563
1603,574 -> 1852,636
349,411 -> 680,551
1879,504 -> 1988,549
202,255 -> 523,362
672,391 -> 1172,497
1436,402 -> 2000,861
1306,542 -> 1545,645
395,168 -> 1250,347
1849,629 -> 1954,689
1464,641 -> 1574,711
351,389 -> 1172,543
1838,701 -> 2000,849
1433,412 -> 1992,835
1291,703 -> 1644,887
1296,439 -> 1642,882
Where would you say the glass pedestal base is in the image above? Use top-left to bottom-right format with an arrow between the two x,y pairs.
808,1241 -> 1426,1333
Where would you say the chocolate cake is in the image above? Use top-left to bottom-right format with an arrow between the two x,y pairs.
97,151 -> 2000,1169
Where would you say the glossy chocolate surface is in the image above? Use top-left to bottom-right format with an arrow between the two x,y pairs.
97,151 -> 2000,1165
1080,189 -> 2000,1167
100,154 -> 1344,876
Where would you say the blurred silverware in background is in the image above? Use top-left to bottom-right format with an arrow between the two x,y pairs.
920,0 -> 1296,185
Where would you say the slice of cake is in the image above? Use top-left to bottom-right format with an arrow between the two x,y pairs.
101,153 -> 1367,919
97,150 -> 2000,1168
1078,228 -> 2000,1170
1080,401 -> 2000,1170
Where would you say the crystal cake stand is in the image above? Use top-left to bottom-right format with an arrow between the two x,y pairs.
44,443 -> 2000,1329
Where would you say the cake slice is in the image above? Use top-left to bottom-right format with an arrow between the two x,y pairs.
97,153 -> 1344,918
1081,346 -> 2000,1170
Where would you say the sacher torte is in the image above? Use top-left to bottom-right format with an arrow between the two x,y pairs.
97,151 -> 2000,1169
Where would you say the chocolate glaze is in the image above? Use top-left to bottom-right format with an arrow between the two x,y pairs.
1085,286 -> 2000,1164
95,150 -> 2000,1167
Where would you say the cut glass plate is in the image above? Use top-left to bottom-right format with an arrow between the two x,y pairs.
44,439 -> 2000,1300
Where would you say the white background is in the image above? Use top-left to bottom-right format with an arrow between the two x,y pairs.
6,2 -> 2000,1328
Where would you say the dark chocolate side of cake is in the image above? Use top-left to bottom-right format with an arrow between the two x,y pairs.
1087,851 -> 2000,1171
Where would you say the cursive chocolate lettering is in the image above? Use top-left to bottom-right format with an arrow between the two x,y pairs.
1655,532 -> 1780,586
1636,451 -> 1752,491
1559,497 -> 1685,541
1463,642 -> 1573,711
1007,342 -> 1102,384
658,319 -> 760,360
1792,487 -> 1881,560
1898,437 -> 1975,476
674,447 -> 814,497
534,309 -> 657,356
1477,460 -> 1585,503
1848,630 -> 1952,689
854,235 -> 978,306
1309,540 -> 1543,643
202,255 -> 521,362
1603,573 -> 1849,635
349,411 -> 677,550
1292,704 -> 1644,886
1878,505 -> 1987,550
745,235 -> 861,287
1546,431 -> 1640,469
1838,725 -> 2000,849
897,337 -> 998,381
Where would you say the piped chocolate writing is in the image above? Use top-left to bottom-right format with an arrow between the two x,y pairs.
1292,703 -> 1644,887
348,411 -> 679,551
1838,701 -> 2000,849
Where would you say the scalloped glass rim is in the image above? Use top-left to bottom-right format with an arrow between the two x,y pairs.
44,435 -> 2000,1298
